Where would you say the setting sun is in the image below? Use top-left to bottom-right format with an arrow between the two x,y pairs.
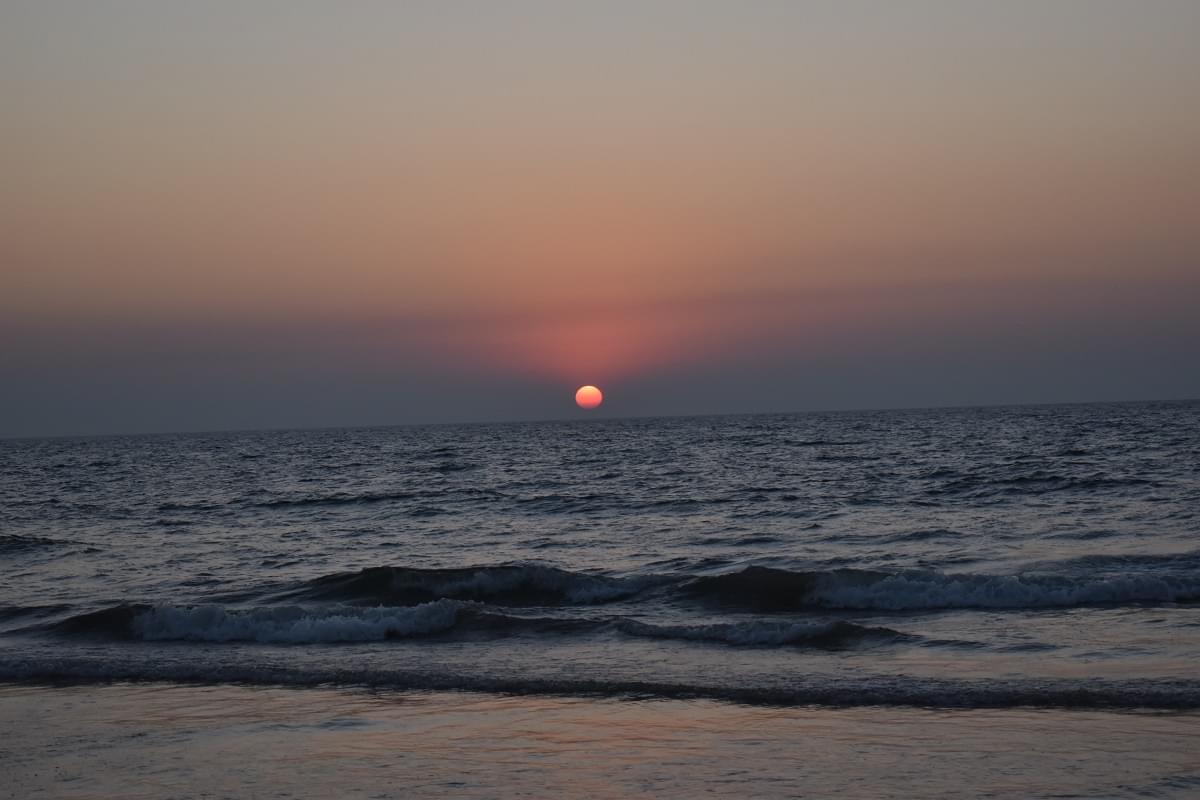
575,385 -> 603,409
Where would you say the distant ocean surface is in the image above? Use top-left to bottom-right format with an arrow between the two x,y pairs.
3,401 -> 1200,798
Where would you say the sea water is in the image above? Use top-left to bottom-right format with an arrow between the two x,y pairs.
2,401 -> 1199,797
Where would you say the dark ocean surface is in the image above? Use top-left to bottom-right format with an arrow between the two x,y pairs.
2,401 -> 1199,797
3,400 -> 1200,705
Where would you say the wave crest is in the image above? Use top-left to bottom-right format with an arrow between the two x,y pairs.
2,656 -> 1198,710
287,564 -> 650,606
39,602 -> 904,648
46,601 -> 464,643
617,618 -> 903,647
0,533 -> 64,554
683,565 -> 1200,611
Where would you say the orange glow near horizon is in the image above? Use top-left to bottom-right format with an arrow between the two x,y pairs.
575,385 -> 603,409
3,2 -> 1199,434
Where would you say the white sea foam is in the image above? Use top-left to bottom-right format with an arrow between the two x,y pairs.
618,618 -> 893,646
131,600 -> 464,643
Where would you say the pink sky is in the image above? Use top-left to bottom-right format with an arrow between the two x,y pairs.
2,2 -> 1198,434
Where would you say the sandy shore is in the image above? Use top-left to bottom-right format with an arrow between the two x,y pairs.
3,682 -> 1199,799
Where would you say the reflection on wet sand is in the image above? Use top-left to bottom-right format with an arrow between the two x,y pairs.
4,684 -> 1199,799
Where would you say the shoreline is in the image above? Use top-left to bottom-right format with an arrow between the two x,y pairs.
4,682 -> 1199,799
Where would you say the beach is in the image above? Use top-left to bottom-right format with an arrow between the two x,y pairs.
5,683 -> 1199,799
2,402 -> 1199,798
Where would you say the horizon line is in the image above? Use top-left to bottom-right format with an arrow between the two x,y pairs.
2,395 -> 1195,443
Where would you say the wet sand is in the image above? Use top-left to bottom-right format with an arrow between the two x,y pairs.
4,683 -> 1199,799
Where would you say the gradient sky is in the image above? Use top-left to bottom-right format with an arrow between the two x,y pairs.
3,1 -> 1199,436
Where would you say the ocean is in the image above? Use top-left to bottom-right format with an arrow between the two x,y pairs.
2,400 -> 1199,798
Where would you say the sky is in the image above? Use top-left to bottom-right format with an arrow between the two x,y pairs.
2,1 -> 1199,436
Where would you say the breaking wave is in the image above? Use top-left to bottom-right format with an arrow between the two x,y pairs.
43,601 -> 464,643
3,655 -> 1199,710
682,565 -> 1200,611
615,618 -> 904,647
36,602 -> 904,649
154,559 -> 1200,615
